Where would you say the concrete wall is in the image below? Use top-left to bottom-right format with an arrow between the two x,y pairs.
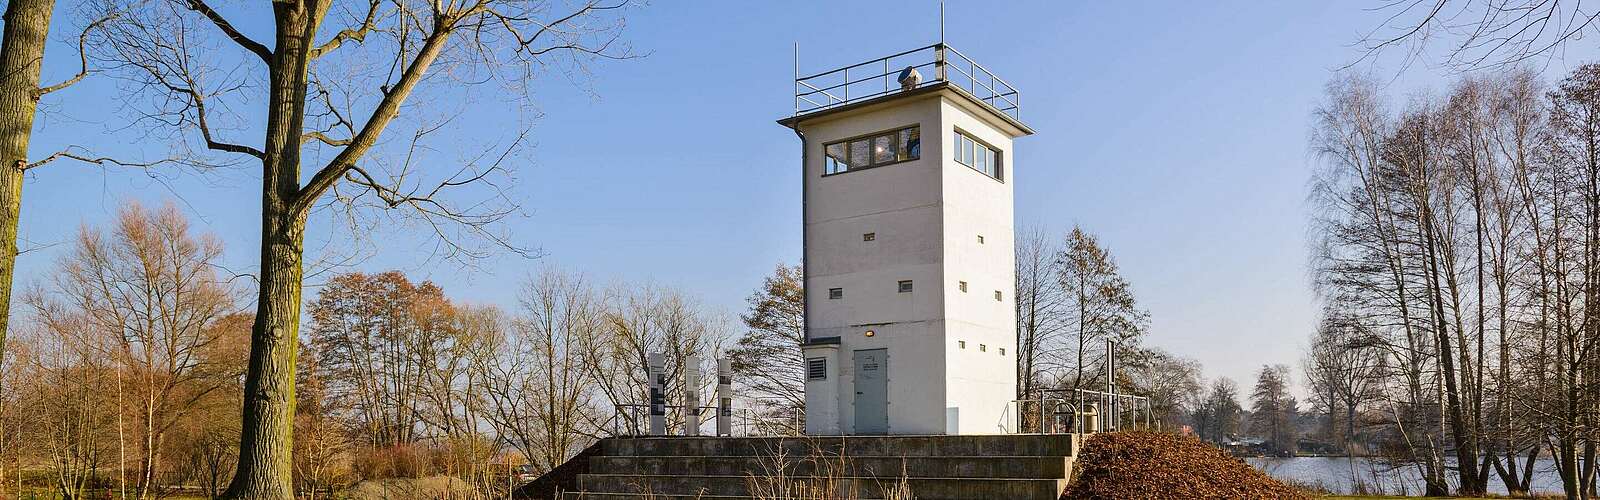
795,88 -> 1024,435
939,97 -> 1020,434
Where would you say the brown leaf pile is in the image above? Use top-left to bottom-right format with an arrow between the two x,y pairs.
1063,431 -> 1309,500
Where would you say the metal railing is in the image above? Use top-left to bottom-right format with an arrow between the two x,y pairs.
793,43 -> 1021,120
608,403 -> 802,437
1011,389 -> 1156,435
1006,397 -> 1080,434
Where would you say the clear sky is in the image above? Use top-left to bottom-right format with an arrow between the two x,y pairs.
18,2 -> 1600,395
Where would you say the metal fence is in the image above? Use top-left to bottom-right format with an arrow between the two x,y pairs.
1010,389 -> 1156,435
793,43 -> 1021,119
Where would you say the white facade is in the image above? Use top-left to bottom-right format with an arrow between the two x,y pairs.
782,83 -> 1032,435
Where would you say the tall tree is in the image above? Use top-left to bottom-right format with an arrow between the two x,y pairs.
1192,378 -> 1242,443
1249,364 -> 1298,456
1056,225 -> 1148,392
728,263 -> 805,431
90,1 -> 634,496
1014,227 -> 1066,401
0,0 -> 105,373
28,201 -> 241,499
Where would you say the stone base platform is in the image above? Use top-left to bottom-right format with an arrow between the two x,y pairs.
518,434 -> 1077,500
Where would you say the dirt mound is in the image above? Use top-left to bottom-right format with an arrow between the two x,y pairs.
1064,431 -> 1309,499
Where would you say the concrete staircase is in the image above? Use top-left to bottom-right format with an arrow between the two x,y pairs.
524,434 -> 1077,500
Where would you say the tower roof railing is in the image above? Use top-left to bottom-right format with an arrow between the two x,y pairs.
793,43 -> 1020,120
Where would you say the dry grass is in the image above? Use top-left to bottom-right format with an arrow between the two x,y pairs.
743,438 -> 914,500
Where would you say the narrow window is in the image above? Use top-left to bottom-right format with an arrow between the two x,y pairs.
898,280 -> 914,293
828,288 -> 843,300
994,290 -> 1003,301
958,281 -> 968,292
977,235 -> 985,244
954,130 -> 1003,181
999,348 -> 1006,356
897,127 -> 921,161
958,341 -> 966,349
863,232 -> 876,241
979,344 -> 987,352
807,358 -> 827,380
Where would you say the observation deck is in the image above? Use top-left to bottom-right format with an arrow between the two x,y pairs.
781,43 -> 1026,133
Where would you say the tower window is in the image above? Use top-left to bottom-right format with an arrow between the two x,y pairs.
828,288 -> 843,299
824,125 -> 921,175
999,348 -> 1006,356
863,232 -> 876,241
958,281 -> 968,292
959,341 -> 966,349
994,290 -> 1003,301
898,280 -> 914,293
977,235 -> 985,244
979,344 -> 987,352
954,130 -> 1003,180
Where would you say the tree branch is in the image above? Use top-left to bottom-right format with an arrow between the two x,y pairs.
22,148 -> 186,171
180,0 -> 271,63
310,0 -> 385,59
290,24 -> 454,216
37,14 -> 117,97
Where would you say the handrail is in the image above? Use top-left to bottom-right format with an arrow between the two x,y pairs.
793,43 -> 1022,120
796,44 -> 940,81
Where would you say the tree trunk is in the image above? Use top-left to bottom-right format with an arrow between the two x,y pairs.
223,4 -> 318,498
0,0 -> 55,365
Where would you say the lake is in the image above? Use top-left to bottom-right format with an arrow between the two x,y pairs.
1248,457 -> 1566,496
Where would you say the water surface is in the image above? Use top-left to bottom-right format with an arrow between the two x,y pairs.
1247,456 -> 1564,496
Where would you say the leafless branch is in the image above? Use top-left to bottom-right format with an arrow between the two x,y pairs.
179,0 -> 271,63
37,13 -> 118,97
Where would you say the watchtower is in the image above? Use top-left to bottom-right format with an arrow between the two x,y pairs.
779,43 -> 1033,435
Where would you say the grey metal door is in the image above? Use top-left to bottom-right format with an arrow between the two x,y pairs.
853,348 -> 888,434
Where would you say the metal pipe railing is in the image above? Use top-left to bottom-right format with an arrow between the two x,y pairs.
793,43 -> 1022,120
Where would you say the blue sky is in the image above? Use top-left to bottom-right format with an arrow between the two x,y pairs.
18,2 -> 1600,394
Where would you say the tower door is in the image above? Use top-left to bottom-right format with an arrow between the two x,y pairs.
853,348 -> 889,434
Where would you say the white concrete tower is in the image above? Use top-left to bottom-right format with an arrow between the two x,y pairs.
780,44 -> 1033,435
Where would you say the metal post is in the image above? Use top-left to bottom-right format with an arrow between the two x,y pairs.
1106,338 -> 1114,431
717,358 -> 733,436
935,2 -> 947,84
793,43 -> 799,115
647,353 -> 666,436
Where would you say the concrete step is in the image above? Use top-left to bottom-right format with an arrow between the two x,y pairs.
601,434 -> 1075,458
587,455 -> 1071,479
574,474 -> 1066,500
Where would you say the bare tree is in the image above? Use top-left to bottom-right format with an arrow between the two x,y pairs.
1054,225 -> 1148,392
478,270 -> 602,474
1014,227 -> 1066,402
1192,378 -> 1243,443
728,263 -> 805,431
88,0 -> 635,495
580,283 -> 724,436
26,201 -> 240,499
0,0 -> 117,374
1355,0 -> 1600,71
1249,364 -> 1299,456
